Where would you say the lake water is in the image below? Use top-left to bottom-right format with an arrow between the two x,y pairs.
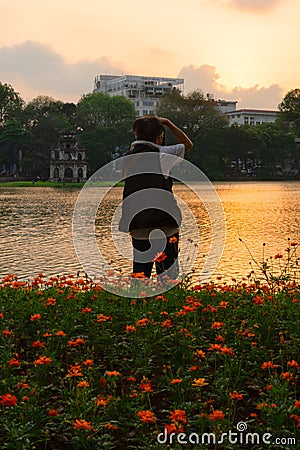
1,182 -> 300,284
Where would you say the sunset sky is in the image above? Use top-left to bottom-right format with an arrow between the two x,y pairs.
1,0 -> 299,109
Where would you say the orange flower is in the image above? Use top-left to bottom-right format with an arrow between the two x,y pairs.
96,396 -> 108,407
125,325 -> 136,333
17,382 -> 30,390
170,379 -> 183,384
194,349 -> 206,359
77,380 -> 90,388
136,318 -> 150,327
169,236 -> 178,244
209,410 -> 225,421
218,301 -> 228,308
161,319 -> 173,329
274,253 -> 283,259
211,321 -> 225,330
104,423 -> 119,430
164,423 -> 184,434
44,297 -> 56,306
48,409 -> 59,416
127,376 -> 137,382
68,338 -> 85,347
73,419 -> 95,431
152,252 -> 167,263
2,329 -> 13,336
34,356 -> 52,365
96,314 -> 112,323
281,371 -> 294,381
170,409 -> 187,424
0,393 -> 17,407
83,359 -> 94,367
30,313 -> 41,321
192,377 -> 208,387
9,358 -> 21,367
190,365 -> 201,371
208,344 -> 233,355
129,389 -> 137,398
66,364 -> 83,377
230,390 -> 243,400
261,361 -> 279,370
290,414 -> 300,427
253,295 -> 264,305
32,341 -> 45,348
294,401 -> 300,409
56,330 -> 66,336
81,307 -> 92,314
137,410 -> 156,423
288,360 -> 299,369
208,343 -> 223,352
139,378 -> 153,392
130,272 -> 146,278
106,370 -> 121,377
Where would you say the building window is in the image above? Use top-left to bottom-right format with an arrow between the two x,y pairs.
143,101 -> 154,106
244,117 -> 249,125
78,153 -> 82,161
78,168 -> 83,179
54,167 -> 59,178
250,117 -> 255,125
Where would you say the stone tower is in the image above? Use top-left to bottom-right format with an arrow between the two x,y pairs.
49,130 -> 88,182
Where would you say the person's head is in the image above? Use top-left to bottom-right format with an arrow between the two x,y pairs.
132,115 -> 165,144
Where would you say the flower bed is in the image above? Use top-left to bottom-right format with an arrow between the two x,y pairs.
0,273 -> 299,449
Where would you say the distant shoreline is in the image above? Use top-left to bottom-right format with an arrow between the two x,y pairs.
0,180 -> 123,188
1,177 -> 300,188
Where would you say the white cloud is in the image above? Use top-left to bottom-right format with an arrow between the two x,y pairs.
0,41 -> 123,102
178,64 -> 284,109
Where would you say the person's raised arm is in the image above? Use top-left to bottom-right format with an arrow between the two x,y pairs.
159,117 -> 193,153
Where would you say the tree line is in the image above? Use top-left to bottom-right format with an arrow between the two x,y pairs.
1,81 -> 300,180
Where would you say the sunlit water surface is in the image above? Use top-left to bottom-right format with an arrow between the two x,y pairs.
1,182 -> 300,284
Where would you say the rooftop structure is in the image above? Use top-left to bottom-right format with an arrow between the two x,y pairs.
205,93 -> 237,114
225,109 -> 277,126
93,74 -> 184,116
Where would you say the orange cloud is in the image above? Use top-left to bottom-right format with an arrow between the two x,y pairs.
228,0 -> 282,12
178,64 -> 284,109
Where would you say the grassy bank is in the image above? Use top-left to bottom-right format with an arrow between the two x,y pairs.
0,181 -> 124,188
0,273 -> 299,449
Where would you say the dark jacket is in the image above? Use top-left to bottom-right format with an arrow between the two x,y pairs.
118,143 -> 182,232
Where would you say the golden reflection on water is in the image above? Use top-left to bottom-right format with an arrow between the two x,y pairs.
1,182 -> 300,283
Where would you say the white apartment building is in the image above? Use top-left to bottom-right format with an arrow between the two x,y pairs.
93,74 -> 184,116
226,109 -> 277,126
